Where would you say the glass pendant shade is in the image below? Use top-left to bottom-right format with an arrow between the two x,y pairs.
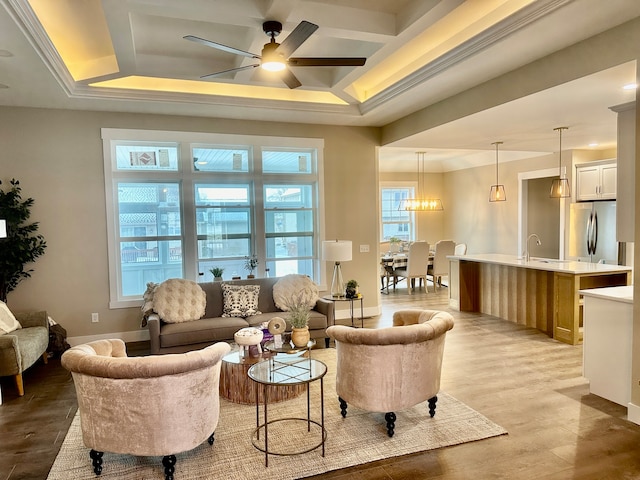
402,152 -> 444,211
549,126 -> 571,198
489,141 -> 506,202
549,178 -> 571,198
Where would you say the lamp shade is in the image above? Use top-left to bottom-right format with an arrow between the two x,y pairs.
0,219 -> 6,239
322,240 -> 352,262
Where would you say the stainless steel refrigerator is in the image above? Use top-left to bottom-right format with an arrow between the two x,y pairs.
568,201 -> 617,263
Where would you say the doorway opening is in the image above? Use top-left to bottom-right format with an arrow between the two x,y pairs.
518,168 -> 566,260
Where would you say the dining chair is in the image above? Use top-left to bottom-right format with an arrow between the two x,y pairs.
454,243 -> 467,255
427,240 -> 456,291
393,241 -> 430,293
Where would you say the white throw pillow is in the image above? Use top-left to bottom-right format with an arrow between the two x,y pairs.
153,279 -> 206,324
221,284 -> 261,318
273,274 -> 319,311
0,301 -> 22,335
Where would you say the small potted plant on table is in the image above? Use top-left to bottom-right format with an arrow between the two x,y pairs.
286,299 -> 311,347
345,279 -> 359,299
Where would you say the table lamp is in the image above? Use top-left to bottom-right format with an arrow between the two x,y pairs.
322,240 -> 352,298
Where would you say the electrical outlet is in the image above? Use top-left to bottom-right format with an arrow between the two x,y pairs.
91,312 -> 99,323
359,244 -> 370,253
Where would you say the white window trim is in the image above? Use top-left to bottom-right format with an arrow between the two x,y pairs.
102,128 -> 326,308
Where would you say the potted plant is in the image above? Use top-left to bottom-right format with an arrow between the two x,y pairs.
389,236 -> 401,252
345,279 -> 359,299
209,266 -> 224,281
244,254 -> 259,278
0,179 -> 47,303
285,297 -> 311,347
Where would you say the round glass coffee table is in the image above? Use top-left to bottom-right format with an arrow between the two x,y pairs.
219,350 -> 306,405
248,356 -> 327,467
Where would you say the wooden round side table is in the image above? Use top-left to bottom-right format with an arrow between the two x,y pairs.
219,350 -> 306,404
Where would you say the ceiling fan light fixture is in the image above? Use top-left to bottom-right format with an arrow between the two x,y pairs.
261,42 -> 286,71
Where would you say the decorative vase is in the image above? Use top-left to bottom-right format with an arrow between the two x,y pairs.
214,276 -> 223,282
291,327 -> 310,347
247,274 -> 255,279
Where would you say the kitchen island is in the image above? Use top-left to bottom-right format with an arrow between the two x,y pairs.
448,253 -> 632,345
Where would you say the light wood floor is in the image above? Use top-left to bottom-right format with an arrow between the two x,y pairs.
2,283 -> 640,479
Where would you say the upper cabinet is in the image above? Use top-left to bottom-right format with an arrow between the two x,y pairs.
575,160 -> 617,201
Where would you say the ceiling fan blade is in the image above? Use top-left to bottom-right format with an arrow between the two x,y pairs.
280,69 -> 302,89
288,57 -> 367,67
184,35 -> 260,59
276,21 -> 318,58
200,64 -> 259,79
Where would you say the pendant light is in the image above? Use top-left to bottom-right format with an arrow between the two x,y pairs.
401,151 -> 443,211
549,126 -> 570,198
489,141 -> 506,202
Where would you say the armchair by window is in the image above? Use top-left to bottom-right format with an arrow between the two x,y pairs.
326,309 -> 454,436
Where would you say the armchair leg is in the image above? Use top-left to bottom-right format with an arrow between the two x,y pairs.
162,454 -> 176,480
325,337 -> 330,348
89,449 -> 103,475
208,433 -> 215,445
385,412 -> 396,437
428,395 -> 438,417
42,352 -> 48,364
339,397 -> 348,418
14,374 -> 24,396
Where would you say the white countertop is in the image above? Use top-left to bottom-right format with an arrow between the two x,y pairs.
448,253 -> 633,275
579,285 -> 633,303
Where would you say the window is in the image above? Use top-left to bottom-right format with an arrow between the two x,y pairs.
103,129 -> 324,307
380,184 -> 415,242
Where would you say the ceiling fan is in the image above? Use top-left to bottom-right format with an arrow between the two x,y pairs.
184,20 -> 367,89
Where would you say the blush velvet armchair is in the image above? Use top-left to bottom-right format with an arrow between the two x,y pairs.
61,338 -> 231,480
326,308 -> 454,437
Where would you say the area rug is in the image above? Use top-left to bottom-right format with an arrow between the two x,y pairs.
48,348 -> 506,480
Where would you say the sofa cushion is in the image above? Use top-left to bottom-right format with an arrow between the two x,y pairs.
0,301 -> 21,335
273,274 -> 319,311
153,279 -> 206,324
221,284 -> 262,318
160,317 -> 247,348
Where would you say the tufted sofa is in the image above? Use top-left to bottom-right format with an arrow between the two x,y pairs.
147,277 -> 335,354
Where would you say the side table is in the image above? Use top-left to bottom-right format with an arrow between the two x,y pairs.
323,295 -> 364,328
248,356 -> 327,467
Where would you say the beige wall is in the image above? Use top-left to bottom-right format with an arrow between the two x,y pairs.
0,106 -> 380,339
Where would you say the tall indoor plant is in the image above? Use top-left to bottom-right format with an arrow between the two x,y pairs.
0,179 -> 47,302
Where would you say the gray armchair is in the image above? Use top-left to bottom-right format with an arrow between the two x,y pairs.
0,310 -> 49,396
326,309 -> 454,436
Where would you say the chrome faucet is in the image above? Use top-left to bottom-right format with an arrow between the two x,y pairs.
524,233 -> 542,262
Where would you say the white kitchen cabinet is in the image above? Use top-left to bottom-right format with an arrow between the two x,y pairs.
581,285 -> 633,407
575,160 -> 617,201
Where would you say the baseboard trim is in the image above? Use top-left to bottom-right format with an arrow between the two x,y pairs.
627,402 -> 640,426
68,329 -> 150,347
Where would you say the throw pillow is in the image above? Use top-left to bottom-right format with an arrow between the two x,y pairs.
221,284 -> 261,318
0,301 -> 22,335
153,279 -> 206,324
273,274 -> 319,311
